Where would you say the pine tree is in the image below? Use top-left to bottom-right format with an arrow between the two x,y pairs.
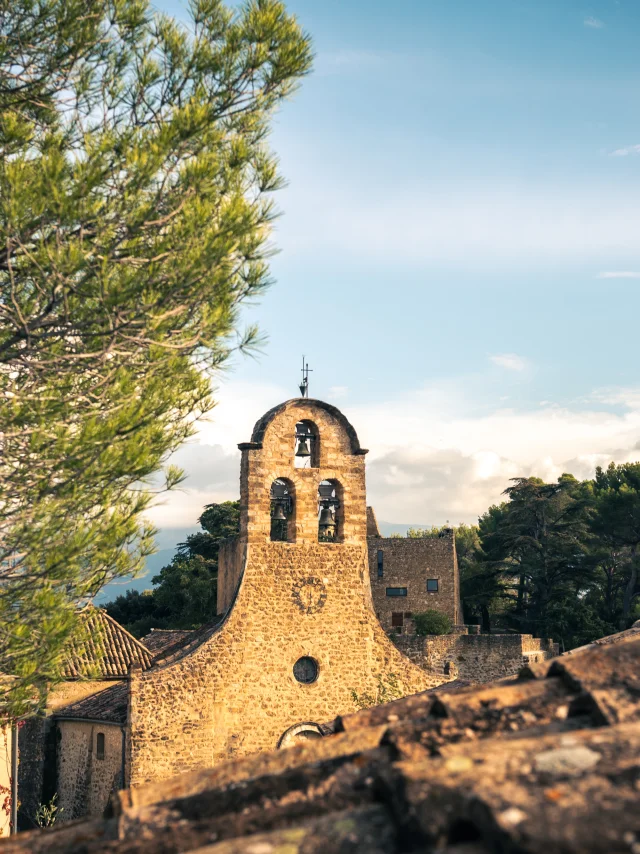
0,0 -> 311,716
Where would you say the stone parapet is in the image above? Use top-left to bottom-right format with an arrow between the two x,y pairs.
393,629 -> 558,683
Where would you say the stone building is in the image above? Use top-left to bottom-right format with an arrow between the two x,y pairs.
364,507 -> 557,682
17,608 -> 152,828
366,514 -> 461,633
124,398 -> 432,789
22,398 -> 433,823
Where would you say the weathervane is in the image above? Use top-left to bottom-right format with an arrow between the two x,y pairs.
299,356 -> 312,398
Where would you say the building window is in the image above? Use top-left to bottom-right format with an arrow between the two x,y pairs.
391,612 -> 404,627
96,732 -> 105,760
386,587 -> 407,597
293,656 -> 319,684
427,579 -> 439,592
377,550 -> 384,577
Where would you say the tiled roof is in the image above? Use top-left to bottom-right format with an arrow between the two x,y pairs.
8,628 -> 640,853
147,615 -> 226,668
63,607 -> 153,679
53,681 -> 128,724
140,628 -> 196,658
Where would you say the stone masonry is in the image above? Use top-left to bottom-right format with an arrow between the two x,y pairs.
394,625 -> 559,683
126,399 -> 434,788
56,722 -> 123,821
368,533 -> 460,633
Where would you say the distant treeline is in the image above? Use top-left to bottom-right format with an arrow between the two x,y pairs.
106,463 -> 640,650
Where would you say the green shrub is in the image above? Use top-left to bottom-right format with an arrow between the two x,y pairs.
414,610 -> 452,636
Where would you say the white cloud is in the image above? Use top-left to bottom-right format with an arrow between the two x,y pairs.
584,16 -> 604,28
145,378 -> 640,531
276,181 -> 640,268
328,385 -> 349,400
610,144 -> 640,156
489,353 -> 528,372
597,271 -> 640,278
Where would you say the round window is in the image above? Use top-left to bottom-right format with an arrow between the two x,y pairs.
293,656 -> 319,684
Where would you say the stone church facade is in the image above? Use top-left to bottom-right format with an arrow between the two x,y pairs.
126,398 -> 433,787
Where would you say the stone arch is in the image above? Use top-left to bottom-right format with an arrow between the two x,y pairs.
269,478 -> 295,542
277,722 -> 324,749
294,420 -> 319,469
250,399 -> 367,456
318,479 -> 344,543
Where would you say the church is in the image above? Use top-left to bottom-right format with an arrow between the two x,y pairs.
20,396 -> 449,824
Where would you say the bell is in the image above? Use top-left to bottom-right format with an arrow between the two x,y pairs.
272,502 -> 287,521
271,480 -> 287,500
295,437 -> 311,457
318,481 -> 334,500
318,505 -> 334,528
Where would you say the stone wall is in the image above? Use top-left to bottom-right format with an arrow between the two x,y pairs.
17,717 -> 47,830
368,534 -> 460,633
394,627 -> 559,683
128,399 -> 435,788
217,537 -> 244,615
17,681 -> 118,829
57,722 -> 123,821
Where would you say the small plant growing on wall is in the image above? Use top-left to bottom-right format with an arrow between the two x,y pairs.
350,672 -> 403,710
35,794 -> 63,828
414,610 -> 453,636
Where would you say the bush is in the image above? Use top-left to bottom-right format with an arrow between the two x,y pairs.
414,610 -> 452,636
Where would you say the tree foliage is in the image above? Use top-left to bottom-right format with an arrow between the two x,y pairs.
403,465 -> 640,649
0,0 -> 311,715
413,609 -> 452,636
105,500 -> 240,636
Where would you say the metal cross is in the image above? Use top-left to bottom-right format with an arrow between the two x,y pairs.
299,356 -> 312,398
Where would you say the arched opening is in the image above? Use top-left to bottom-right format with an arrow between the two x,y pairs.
317,479 -> 343,543
277,722 -> 324,749
294,420 -> 319,468
270,478 -> 295,542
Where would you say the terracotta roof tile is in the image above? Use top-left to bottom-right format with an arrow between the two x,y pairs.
53,681 -> 127,724
140,629 -> 195,657
63,607 -> 152,679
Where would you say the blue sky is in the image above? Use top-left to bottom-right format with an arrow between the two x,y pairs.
99,0 -> 640,599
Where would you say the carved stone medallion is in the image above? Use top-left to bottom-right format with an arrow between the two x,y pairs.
292,576 -> 327,615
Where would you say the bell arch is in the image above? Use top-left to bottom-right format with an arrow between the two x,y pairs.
270,478 -> 295,542
294,420 -> 319,468
317,479 -> 343,543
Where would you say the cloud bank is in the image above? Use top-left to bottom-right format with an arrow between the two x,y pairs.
146,380 -> 640,531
